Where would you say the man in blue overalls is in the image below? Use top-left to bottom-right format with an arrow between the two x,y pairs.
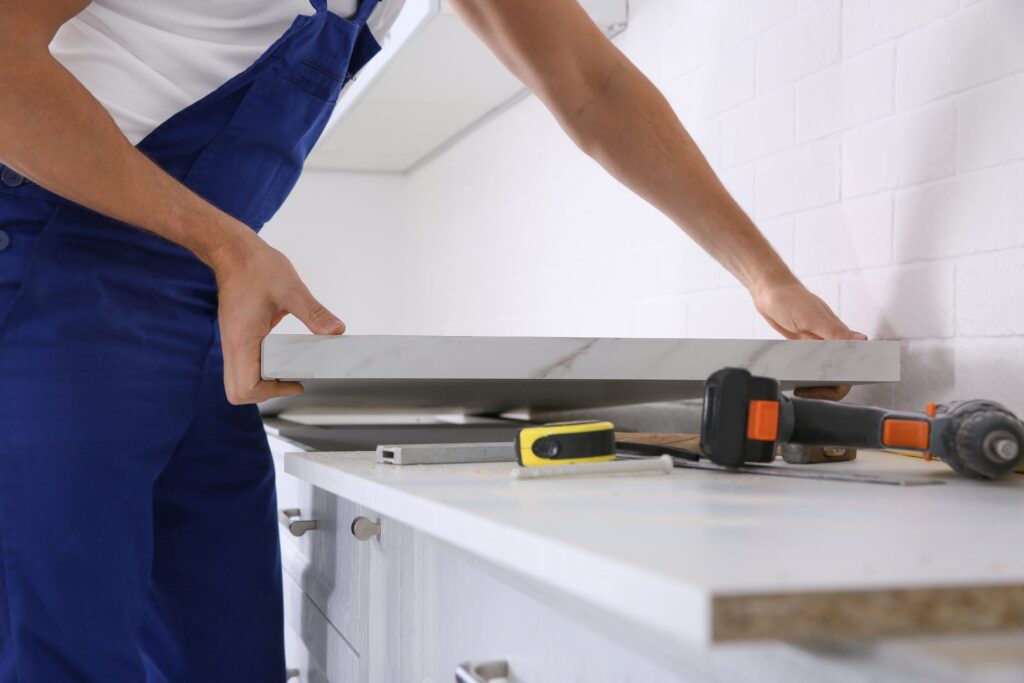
0,0 -> 865,680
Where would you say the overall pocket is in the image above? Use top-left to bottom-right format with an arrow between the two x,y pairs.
183,60 -> 347,230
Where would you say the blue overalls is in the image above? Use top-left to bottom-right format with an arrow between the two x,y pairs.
0,1 -> 380,680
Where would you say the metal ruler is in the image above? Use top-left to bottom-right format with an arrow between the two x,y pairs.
617,453 -> 943,486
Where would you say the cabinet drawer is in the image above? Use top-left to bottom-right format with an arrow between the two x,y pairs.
269,434 -> 316,560
283,572 -> 360,683
270,435 -> 374,656
296,486 -> 373,656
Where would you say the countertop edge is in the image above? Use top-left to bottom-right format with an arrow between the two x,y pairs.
282,450 -> 715,647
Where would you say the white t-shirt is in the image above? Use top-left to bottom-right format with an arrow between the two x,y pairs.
50,0 -> 405,144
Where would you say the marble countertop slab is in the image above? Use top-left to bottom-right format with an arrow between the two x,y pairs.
283,448 -> 1024,648
261,335 -> 900,412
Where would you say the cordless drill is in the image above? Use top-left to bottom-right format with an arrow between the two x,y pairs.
700,368 -> 1024,480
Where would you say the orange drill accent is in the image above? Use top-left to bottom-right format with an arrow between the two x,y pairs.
882,419 -> 931,451
923,403 -> 937,459
747,400 -> 780,442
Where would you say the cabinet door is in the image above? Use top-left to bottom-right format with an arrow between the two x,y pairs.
366,521 -> 693,683
270,435 -> 372,656
301,488 -> 373,655
283,572 -> 361,683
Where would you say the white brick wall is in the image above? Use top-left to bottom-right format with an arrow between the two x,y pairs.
958,70 -> 1024,172
270,0 -> 1024,415
721,85 -> 794,167
956,249 -> 1024,337
721,0 -> 797,50
755,138 -> 840,218
795,44 -> 894,141
895,0 -> 1024,109
840,261 -> 956,340
756,0 -> 842,93
841,0 -> 957,57
841,100 -> 957,197
894,161 -> 1024,261
793,192 -> 892,275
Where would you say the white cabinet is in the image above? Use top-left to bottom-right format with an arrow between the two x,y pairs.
270,434 -> 686,682
271,437 -> 1024,683
307,0 -> 631,172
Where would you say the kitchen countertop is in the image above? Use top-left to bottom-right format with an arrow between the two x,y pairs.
261,335 -> 900,412
283,447 -> 1024,648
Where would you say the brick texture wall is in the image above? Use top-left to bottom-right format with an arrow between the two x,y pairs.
266,0 -> 1024,414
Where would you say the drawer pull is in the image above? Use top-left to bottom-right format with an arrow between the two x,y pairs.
285,668 -> 300,681
350,516 -> 381,541
455,660 -> 508,683
280,508 -> 318,537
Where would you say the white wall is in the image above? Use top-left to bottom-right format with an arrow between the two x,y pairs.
267,0 -> 1024,414
262,172 -> 408,335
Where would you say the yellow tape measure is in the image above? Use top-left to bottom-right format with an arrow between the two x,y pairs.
515,421 -> 617,467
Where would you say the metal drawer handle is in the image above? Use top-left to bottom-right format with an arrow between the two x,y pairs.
455,660 -> 508,683
285,668 -> 300,681
350,516 -> 381,541
280,508 -> 318,537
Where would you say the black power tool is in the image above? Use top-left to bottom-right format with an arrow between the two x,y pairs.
700,367 -> 1024,480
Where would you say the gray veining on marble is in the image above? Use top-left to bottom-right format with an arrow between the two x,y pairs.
261,335 -> 899,412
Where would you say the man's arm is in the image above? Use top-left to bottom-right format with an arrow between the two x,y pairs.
450,0 -> 865,398
0,0 -> 342,404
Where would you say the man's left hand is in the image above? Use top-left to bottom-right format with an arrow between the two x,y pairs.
751,279 -> 868,401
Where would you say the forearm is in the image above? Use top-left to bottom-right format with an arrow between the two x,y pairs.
561,60 -> 794,293
0,22 -> 254,270
450,0 -> 795,294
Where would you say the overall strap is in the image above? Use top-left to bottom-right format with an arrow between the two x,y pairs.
354,0 -> 382,24
309,0 -> 328,12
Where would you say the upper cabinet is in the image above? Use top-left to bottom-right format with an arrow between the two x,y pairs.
305,0 -> 630,173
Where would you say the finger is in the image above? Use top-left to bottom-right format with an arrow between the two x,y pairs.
813,315 -> 855,341
225,372 -> 304,406
763,315 -> 801,340
795,384 -> 852,401
244,380 -> 305,405
818,327 -> 869,341
288,285 -> 345,335
223,325 -> 305,404
808,305 -> 866,341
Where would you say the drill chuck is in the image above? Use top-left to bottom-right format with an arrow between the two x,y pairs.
944,402 -> 1024,479
987,434 -> 1020,462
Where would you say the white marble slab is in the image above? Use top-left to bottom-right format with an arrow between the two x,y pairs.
283,448 -> 1024,648
261,335 -> 900,412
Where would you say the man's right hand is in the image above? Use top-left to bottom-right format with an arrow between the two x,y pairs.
212,231 -> 345,405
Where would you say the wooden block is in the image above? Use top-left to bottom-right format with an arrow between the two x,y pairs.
615,432 -> 701,452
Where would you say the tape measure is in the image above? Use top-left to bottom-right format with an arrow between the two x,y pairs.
515,421 -> 617,467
